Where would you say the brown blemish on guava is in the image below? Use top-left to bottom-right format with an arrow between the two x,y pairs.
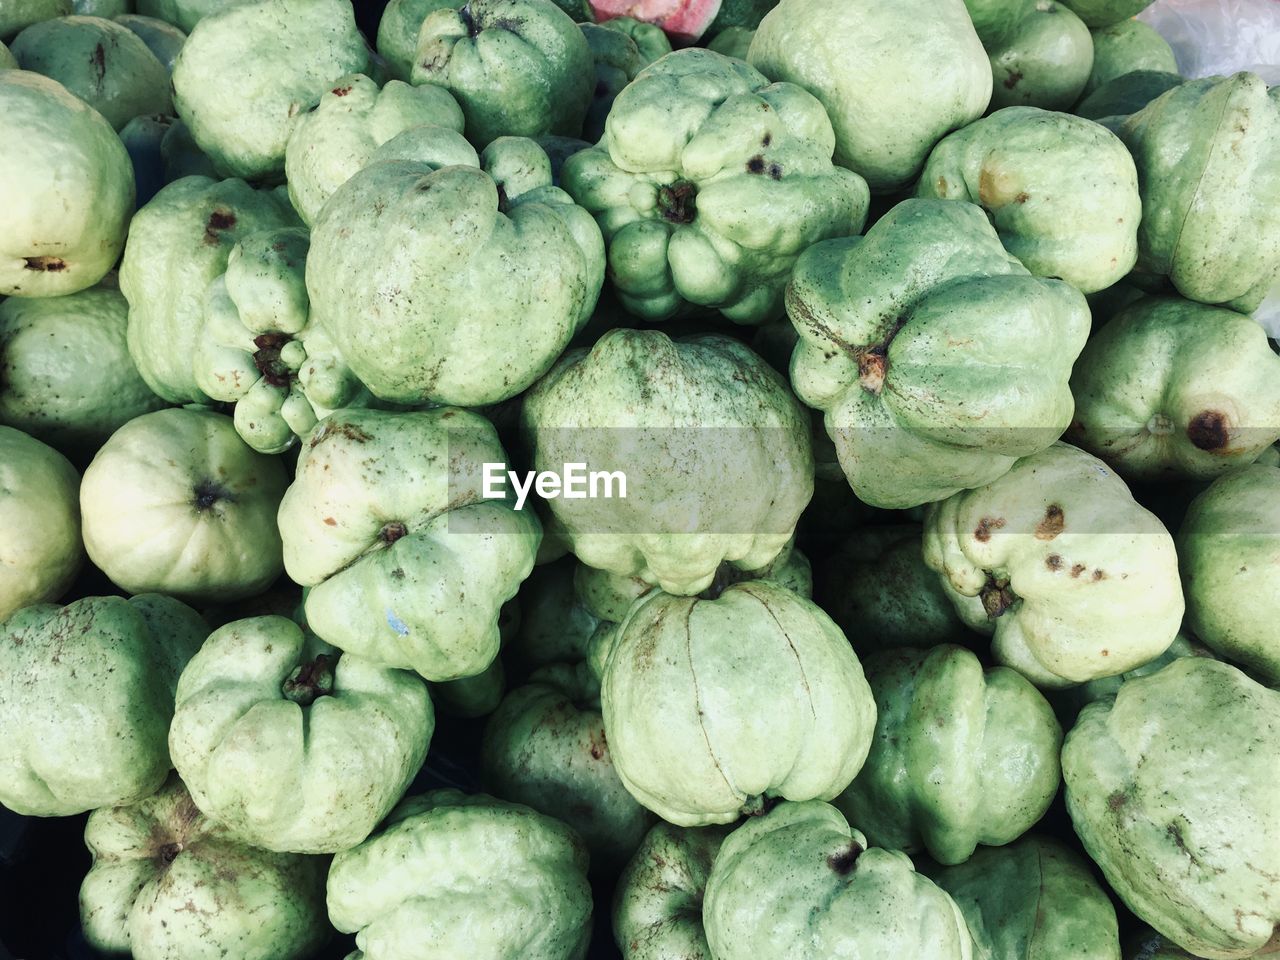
1092,569 -> 1107,581
379,521 -> 408,544
1035,504 -> 1064,540
23,256 -> 67,272
1071,564 -> 1086,578
974,517 -> 1006,543
1015,192 -> 1030,204
657,180 -> 697,224
827,841 -> 863,875
746,155 -> 766,175
1107,790 -> 1128,811
981,576 -> 1017,619
762,133 -> 772,147
331,85 -> 352,96
252,332 -> 292,387
1046,554 -> 1063,571
1003,70 -> 1023,89
282,654 -> 335,706
323,517 -> 337,526
1187,410 -> 1229,451
203,210 -> 236,244
308,420 -> 372,448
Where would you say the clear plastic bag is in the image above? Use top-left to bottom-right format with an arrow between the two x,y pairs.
1138,0 -> 1280,84
1138,0 -> 1279,334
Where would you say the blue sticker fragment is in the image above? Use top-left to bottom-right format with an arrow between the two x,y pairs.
386,609 -> 410,636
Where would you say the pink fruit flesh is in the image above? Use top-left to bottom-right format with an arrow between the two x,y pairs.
588,0 -> 723,42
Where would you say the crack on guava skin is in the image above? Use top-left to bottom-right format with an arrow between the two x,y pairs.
191,479 -> 234,511
1187,410 -> 1229,451
827,840 -> 863,874
980,575 -> 1017,619
23,256 -> 67,272
91,43 -> 106,88
658,181 -> 698,225
460,3 -> 481,37
282,654 -> 336,706
252,333 -> 294,387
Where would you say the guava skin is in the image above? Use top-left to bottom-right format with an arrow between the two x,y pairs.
114,13 -> 187,71
0,70 -> 135,298
836,644 -> 1063,865
963,0 -> 1038,46
1063,658 -> 1280,959
0,594 -> 205,817
1177,465 -> 1280,685
10,15 -> 171,130
521,328 -> 813,596
601,581 -> 876,826
703,801 -> 976,960
170,615 -> 434,854
788,199 -> 1090,510
0,285 -> 166,458
481,661 -> 654,874
986,2 -> 1094,112
0,426 -> 83,623
80,408 -> 289,603
918,107 -> 1140,294
923,442 -> 1184,689
818,525 -> 971,654
929,835 -> 1122,960
561,48 -> 870,324
0,0 -> 72,40
171,0 -> 370,180
119,175 -> 300,405
278,407 -> 541,683
1082,18 -> 1177,99
327,789 -> 593,960
1058,0 -> 1154,28
748,0 -> 992,192
193,227 -> 367,455
1075,69 -> 1182,123
411,0 -> 595,146
1117,73 -> 1280,313
612,821 -> 729,960
1068,296 -> 1280,482
375,0 -> 457,80
80,776 -> 330,960
284,72 -> 464,227
306,154 -> 604,407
